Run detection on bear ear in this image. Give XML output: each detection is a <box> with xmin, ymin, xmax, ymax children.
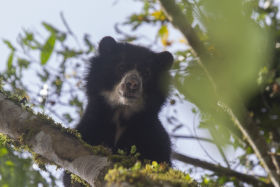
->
<box><xmin>99</xmin><ymin>36</ymin><xmax>117</xmax><ymax>55</ymax></box>
<box><xmin>157</xmin><ymin>51</ymin><xmax>174</xmax><ymax>70</ymax></box>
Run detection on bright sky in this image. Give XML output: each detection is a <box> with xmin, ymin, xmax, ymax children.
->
<box><xmin>0</xmin><ymin>0</ymin><xmax>143</xmax><ymax>70</ymax></box>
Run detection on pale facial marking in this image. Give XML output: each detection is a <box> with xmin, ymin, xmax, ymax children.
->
<box><xmin>100</xmin><ymin>70</ymin><xmax>144</xmax><ymax>114</ymax></box>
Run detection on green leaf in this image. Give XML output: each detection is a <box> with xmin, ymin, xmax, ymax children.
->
<box><xmin>198</xmin><ymin>121</ymin><xmax>208</xmax><ymax>129</ymax></box>
<box><xmin>63</xmin><ymin>113</ymin><xmax>73</xmax><ymax>123</ymax></box>
<box><xmin>84</xmin><ymin>34</ymin><xmax>95</xmax><ymax>53</ymax></box>
<box><xmin>40</xmin><ymin>34</ymin><xmax>56</xmax><ymax>65</ymax></box>
<box><xmin>5</xmin><ymin>160</ymin><xmax>14</xmax><ymax>166</ymax></box>
<box><xmin>218</xmin><ymin>176</ymin><xmax>227</xmax><ymax>184</ymax></box>
<box><xmin>130</xmin><ymin>145</ymin><xmax>137</xmax><ymax>154</ymax></box>
<box><xmin>158</xmin><ymin>25</ymin><xmax>168</xmax><ymax>38</ymax></box>
<box><xmin>185</xmin><ymin>174</ymin><xmax>192</xmax><ymax>181</ymax></box>
<box><xmin>132</xmin><ymin>161</ymin><xmax>141</xmax><ymax>171</ymax></box>
<box><xmin>17</xmin><ymin>58</ymin><xmax>30</xmax><ymax>69</ymax></box>
<box><xmin>20</xmin><ymin>31</ymin><xmax>40</xmax><ymax>50</ymax></box>
<box><xmin>203</xmin><ymin>177</ymin><xmax>210</xmax><ymax>184</ymax></box>
<box><xmin>7</xmin><ymin>51</ymin><xmax>14</xmax><ymax>70</ymax></box>
<box><xmin>117</xmin><ymin>149</ymin><xmax>126</xmax><ymax>155</ymax></box>
<box><xmin>143</xmin><ymin>1</ymin><xmax>150</xmax><ymax>14</ymax></box>
<box><xmin>37</xmin><ymin>68</ymin><xmax>50</xmax><ymax>82</ymax></box>
<box><xmin>57</xmin><ymin>33</ymin><xmax>67</xmax><ymax>42</ymax></box>
<box><xmin>42</xmin><ymin>22</ymin><xmax>58</xmax><ymax>34</ymax></box>
<box><xmin>58</xmin><ymin>48</ymin><xmax>83</xmax><ymax>59</ymax></box>
<box><xmin>69</xmin><ymin>97</ymin><xmax>83</xmax><ymax>108</ymax></box>
<box><xmin>0</xmin><ymin>147</ymin><xmax>8</xmax><ymax>157</ymax></box>
<box><xmin>152</xmin><ymin>161</ymin><xmax>159</xmax><ymax>167</ymax></box>
<box><xmin>3</xmin><ymin>40</ymin><xmax>16</xmax><ymax>51</ymax></box>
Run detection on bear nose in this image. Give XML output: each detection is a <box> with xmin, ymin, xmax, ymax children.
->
<box><xmin>126</xmin><ymin>79</ymin><xmax>139</xmax><ymax>92</ymax></box>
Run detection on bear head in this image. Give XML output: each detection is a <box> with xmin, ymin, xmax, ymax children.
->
<box><xmin>86</xmin><ymin>36</ymin><xmax>173</xmax><ymax>113</ymax></box>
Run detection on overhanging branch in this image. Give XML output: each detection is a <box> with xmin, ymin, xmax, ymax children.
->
<box><xmin>158</xmin><ymin>0</ymin><xmax>207</xmax><ymax>58</ymax></box>
<box><xmin>172</xmin><ymin>152</ymin><xmax>269</xmax><ymax>186</ymax></box>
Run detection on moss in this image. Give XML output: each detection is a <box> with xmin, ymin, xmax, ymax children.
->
<box><xmin>0</xmin><ymin>133</ymin><xmax>13</xmax><ymax>145</ymax></box>
<box><xmin>105</xmin><ymin>161</ymin><xmax>199</xmax><ymax>187</ymax></box>
<box><xmin>0</xmin><ymin>88</ymin><xmax>31</xmax><ymax>110</ymax></box>
<box><xmin>20</xmin><ymin>126</ymin><xmax>40</xmax><ymax>144</ymax></box>
<box><xmin>0</xmin><ymin>77</ymin><xmax>3</xmax><ymax>90</ymax></box>
<box><xmin>0</xmin><ymin>132</ymin><xmax>57</xmax><ymax>171</ymax></box>
<box><xmin>86</xmin><ymin>145</ymin><xmax>112</xmax><ymax>157</ymax></box>
<box><xmin>70</xmin><ymin>173</ymin><xmax>90</xmax><ymax>187</ymax></box>
<box><xmin>36</xmin><ymin>112</ymin><xmax>56</xmax><ymax>125</ymax></box>
<box><xmin>0</xmin><ymin>89</ymin><xmax>112</xmax><ymax>158</ymax></box>
<box><xmin>63</xmin><ymin>127</ymin><xmax>82</xmax><ymax>139</ymax></box>
<box><xmin>0</xmin><ymin>132</ymin><xmax>29</xmax><ymax>152</ymax></box>
<box><xmin>108</xmin><ymin>146</ymin><xmax>141</xmax><ymax>168</ymax></box>
<box><xmin>32</xmin><ymin>153</ymin><xmax>49</xmax><ymax>171</ymax></box>
<box><xmin>36</xmin><ymin>112</ymin><xmax>85</xmax><ymax>143</ymax></box>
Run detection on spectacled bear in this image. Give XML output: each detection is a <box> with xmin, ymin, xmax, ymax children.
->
<box><xmin>64</xmin><ymin>36</ymin><xmax>173</xmax><ymax>186</ymax></box>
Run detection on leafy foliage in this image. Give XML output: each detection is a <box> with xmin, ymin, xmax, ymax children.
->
<box><xmin>0</xmin><ymin>144</ymin><xmax>50</xmax><ymax>186</ymax></box>
<box><xmin>1</xmin><ymin>20</ymin><xmax>95</xmax><ymax>126</ymax></box>
<box><xmin>118</xmin><ymin>0</ymin><xmax>279</xmax><ymax>185</ymax></box>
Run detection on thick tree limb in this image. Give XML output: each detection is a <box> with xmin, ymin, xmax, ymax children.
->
<box><xmin>0</xmin><ymin>91</ymin><xmax>267</xmax><ymax>186</ymax></box>
<box><xmin>0</xmin><ymin>93</ymin><xmax>199</xmax><ymax>187</ymax></box>
<box><xmin>0</xmin><ymin>93</ymin><xmax>110</xmax><ymax>186</ymax></box>
<box><xmin>158</xmin><ymin>0</ymin><xmax>280</xmax><ymax>186</ymax></box>
<box><xmin>172</xmin><ymin>152</ymin><xmax>270</xmax><ymax>186</ymax></box>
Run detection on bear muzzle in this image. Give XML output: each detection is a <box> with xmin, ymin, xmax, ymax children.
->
<box><xmin>119</xmin><ymin>70</ymin><xmax>142</xmax><ymax>100</ymax></box>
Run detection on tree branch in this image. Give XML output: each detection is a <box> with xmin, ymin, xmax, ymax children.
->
<box><xmin>158</xmin><ymin>0</ymin><xmax>207</xmax><ymax>58</ymax></box>
<box><xmin>172</xmin><ymin>152</ymin><xmax>270</xmax><ymax>186</ymax></box>
<box><xmin>158</xmin><ymin>0</ymin><xmax>218</xmax><ymax>93</ymax></box>
<box><xmin>171</xmin><ymin>134</ymin><xmax>232</xmax><ymax>167</ymax></box>
<box><xmin>0</xmin><ymin>93</ymin><xmax>110</xmax><ymax>186</ymax></box>
<box><xmin>0</xmin><ymin>93</ymin><xmax>198</xmax><ymax>187</ymax></box>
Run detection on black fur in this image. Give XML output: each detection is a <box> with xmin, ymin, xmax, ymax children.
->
<box><xmin>64</xmin><ymin>36</ymin><xmax>173</xmax><ymax>186</ymax></box>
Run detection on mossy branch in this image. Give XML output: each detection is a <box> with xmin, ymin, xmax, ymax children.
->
<box><xmin>0</xmin><ymin>92</ymin><xmax>111</xmax><ymax>186</ymax></box>
<box><xmin>0</xmin><ymin>92</ymin><xmax>198</xmax><ymax>187</ymax></box>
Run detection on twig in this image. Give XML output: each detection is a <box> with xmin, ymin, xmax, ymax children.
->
<box><xmin>218</xmin><ymin>101</ymin><xmax>280</xmax><ymax>186</ymax></box>
<box><xmin>171</xmin><ymin>134</ymin><xmax>231</xmax><ymax>168</ymax></box>
<box><xmin>192</xmin><ymin>113</ymin><xmax>218</xmax><ymax>164</ymax></box>
<box><xmin>60</xmin><ymin>12</ymin><xmax>81</xmax><ymax>48</ymax></box>
<box><xmin>208</xmin><ymin>128</ymin><xmax>231</xmax><ymax>168</ymax></box>
<box><xmin>172</xmin><ymin>152</ymin><xmax>270</xmax><ymax>186</ymax></box>
<box><xmin>216</xmin><ymin>143</ymin><xmax>231</xmax><ymax>168</ymax></box>
<box><xmin>170</xmin><ymin>134</ymin><xmax>214</xmax><ymax>143</ymax></box>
